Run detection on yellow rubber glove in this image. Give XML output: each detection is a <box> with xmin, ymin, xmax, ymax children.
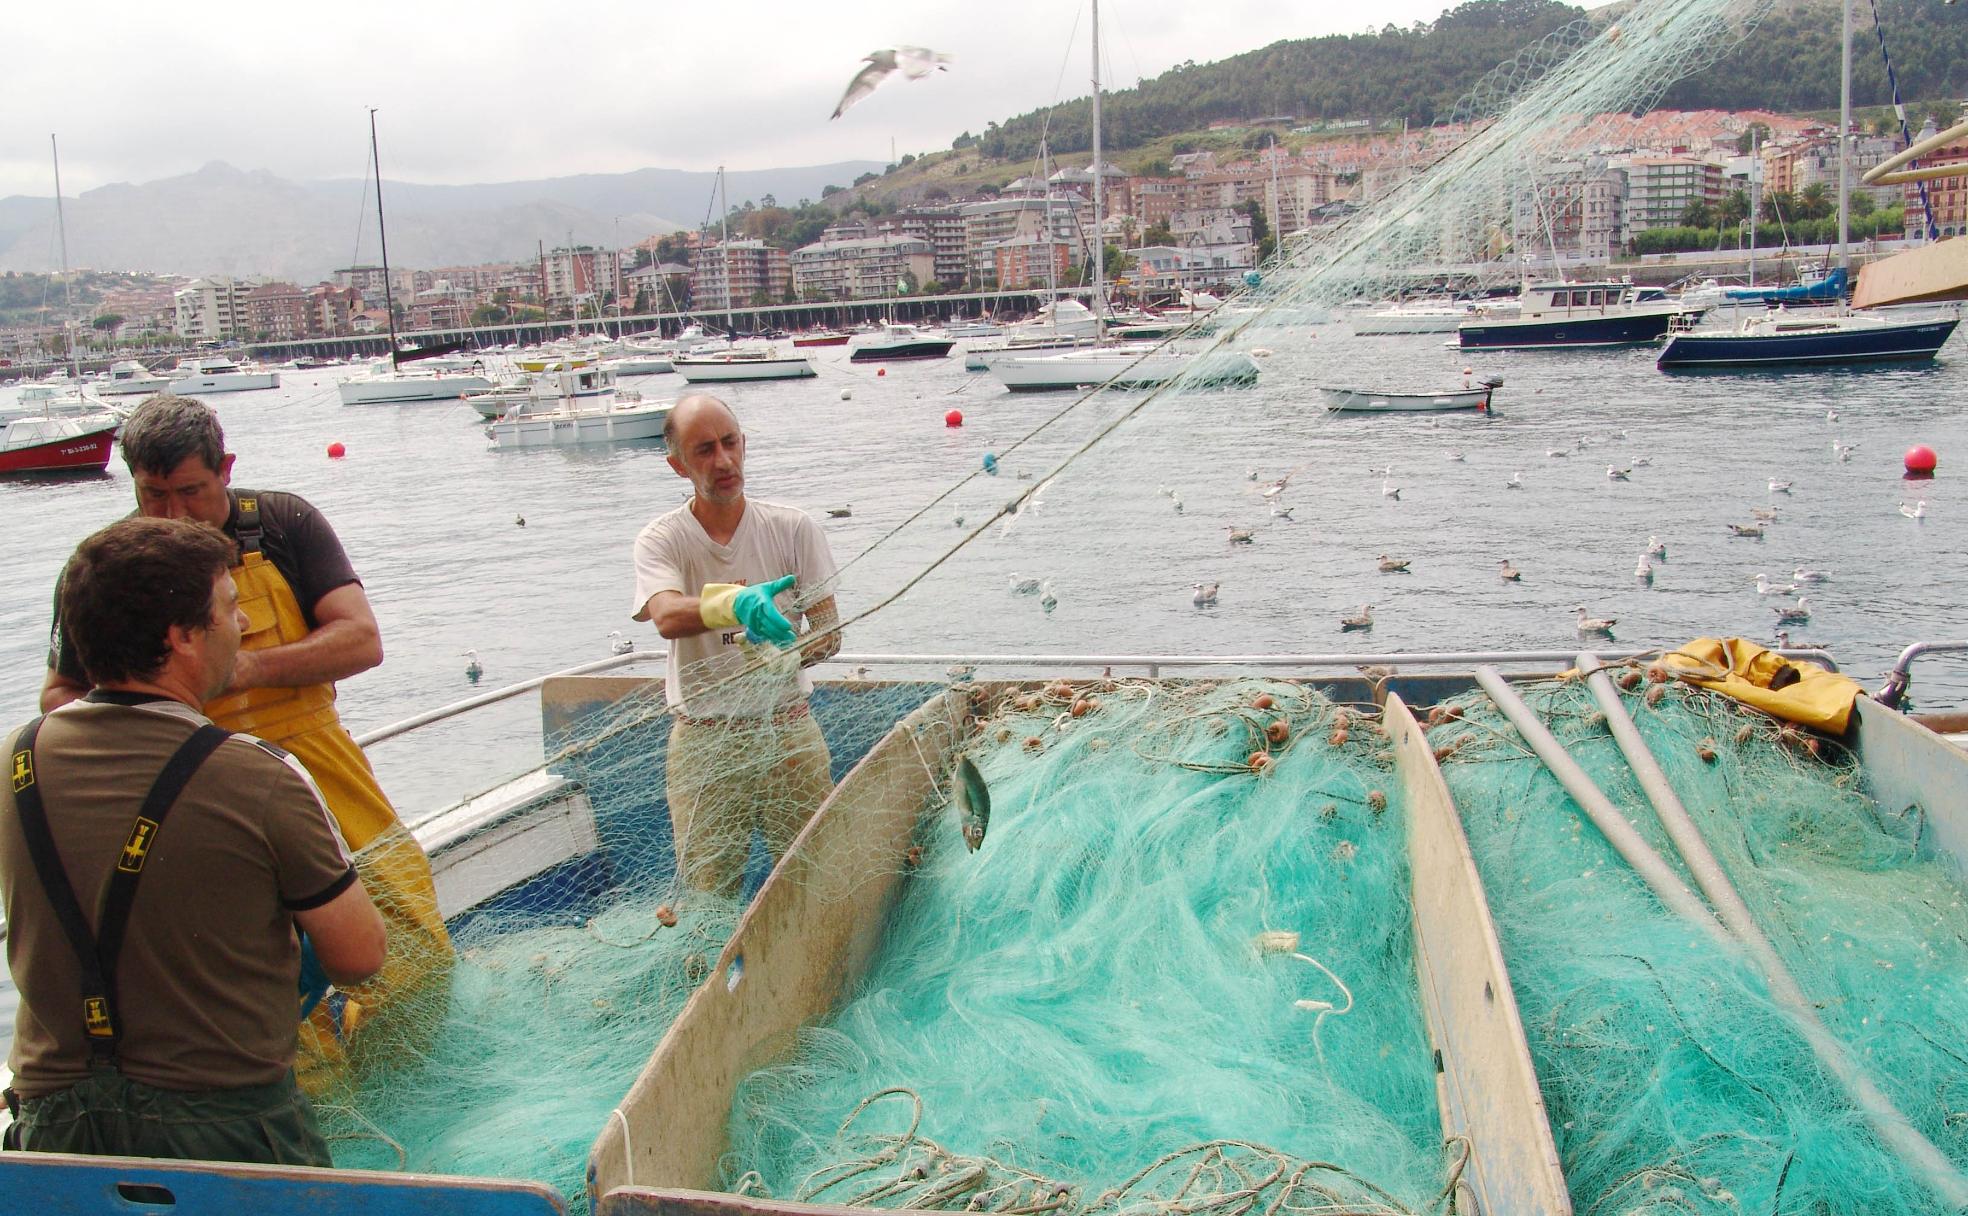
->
<box><xmin>699</xmin><ymin>575</ymin><xmax>798</xmax><ymax>647</ymax></box>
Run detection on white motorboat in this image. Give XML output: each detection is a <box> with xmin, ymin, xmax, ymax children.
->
<box><xmin>848</xmin><ymin>323</ymin><xmax>955</xmax><ymax>363</ymax></box>
<box><xmin>464</xmin><ymin>366</ymin><xmax>625</xmax><ymax>419</ymax></box>
<box><xmin>485</xmin><ymin>393</ymin><xmax>672</xmax><ymax>449</ymax></box>
<box><xmin>980</xmin><ymin>344</ymin><xmax>1261</xmax><ymax>392</ymax></box>
<box><xmin>94</xmin><ymin>360</ymin><xmax>175</xmax><ymax>396</ymax></box>
<box><xmin>1354</xmin><ymin>301</ymin><xmax>1477</xmax><ymax>335</ymax></box>
<box><xmin>337</xmin><ymin>359</ymin><xmax>496</xmax><ymax>405</ymax></box>
<box><xmin>600</xmin><ymin>354</ymin><xmax>675</xmax><ymax>377</ymax></box>
<box><xmin>168</xmin><ymin>356</ymin><xmax>280</xmax><ymax>395</ymax></box>
<box><xmin>1321</xmin><ymin>378</ymin><xmax>1502</xmax><ymax>412</ymax></box>
<box><xmin>672</xmin><ymin>346</ymin><xmax>816</xmax><ymax>383</ymax></box>
<box><xmin>1</xmin><ymin>385</ymin><xmax>123</xmax><ymax>430</ymax></box>
<box><xmin>1004</xmin><ymin>299</ymin><xmax>1100</xmax><ymax>343</ymax></box>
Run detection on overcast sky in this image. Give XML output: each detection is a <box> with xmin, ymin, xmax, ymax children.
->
<box><xmin>1</xmin><ymin>1</ymin><xmax>1547</xmax><ymax>200</ymax></box>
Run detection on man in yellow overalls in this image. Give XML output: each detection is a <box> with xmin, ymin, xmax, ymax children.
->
<box><xmin>41</xmin><ymin>395</ymin><xmax>450</xmax><ymax>1088</ymax></box>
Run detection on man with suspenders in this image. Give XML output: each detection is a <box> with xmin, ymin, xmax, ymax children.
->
<box><xmin>3</xmin><ymin>517</ymin><xmax>385</xmax><ymax>1163</ymax></box>
<box><xmin>39</xmin><ymin>395</ymin><xmax>449</xmax><ymax>1073</ymax></box>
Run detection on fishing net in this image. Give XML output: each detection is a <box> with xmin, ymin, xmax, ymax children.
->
<box><xmin>716</xmin><ymin>679</ymin><xmax>1465</xmax><ymax>1216</ymax></box>
<box><xmin>1427</xmin><ymin>670</ymin><xmax>1968</xmax><ymax>1215</ymax></box>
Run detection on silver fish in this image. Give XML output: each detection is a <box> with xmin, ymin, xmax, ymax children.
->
<box><xmin>955</xmin><ymin>754</ymin><xmax>990</xmax><ymax>852</ymax></box>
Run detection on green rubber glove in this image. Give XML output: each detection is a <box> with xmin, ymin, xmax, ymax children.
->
<box><xmin>700</xmin><ymin>574</ymin><xmax>799</xmax><ymax>648</ymax></box>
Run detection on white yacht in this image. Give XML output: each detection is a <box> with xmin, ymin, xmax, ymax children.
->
<box><xmin>337</xmin><ymin>359</ymin><xmax>495</xmax><ymax>405</ymax></box>
<box><xmin>979</xmin><ymin>344</ymin><xmax>1260</xmax><ymax>392</ymax></box>
<box><xmin>95</xmin><ymin>360</ymin><xmax>176</xmax><ymax>396</ymax></box>
<box><xmin>168</xmin><ymin>356</ymin><xmax>280</xmax><ymax>395</ymax></box>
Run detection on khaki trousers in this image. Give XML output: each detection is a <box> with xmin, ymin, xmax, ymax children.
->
<box><xmin>664</xmin><ymin>710</ymin><xmax>834</xmax><ymax>898</ymax></box>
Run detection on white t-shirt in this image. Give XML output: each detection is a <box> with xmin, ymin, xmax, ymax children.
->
<box><xmin>629</xmin><ymin>498</ymin><xmax>839</xmax><ymax>715</ymax></box>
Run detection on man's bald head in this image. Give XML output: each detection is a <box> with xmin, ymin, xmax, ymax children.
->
<box><xmin>664</xmin><ymin>394</ymin><xmax>739</xmax><ymax>455</ymax></box>
<box><xmin>665</xmin><ymin>394</ymin><xmax>748</xmax><ymax>507</ymax></box>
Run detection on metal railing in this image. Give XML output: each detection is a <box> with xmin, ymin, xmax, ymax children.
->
<box><xmin>353</xmin><ymin>646</ymin><xmax>1838</xmax><ymax>748</ymax></box>
<box><xmin>1875</xmin><ymin>641</ymin><xmax>1968</xmax><ymax>710</ymax></box>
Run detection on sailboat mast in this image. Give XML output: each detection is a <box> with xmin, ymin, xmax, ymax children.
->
<box><xmin>50</xmin><ymin>135</ymin><xmax>76</xmax><ymax>375</ymax></box>
<box><xmin>718</xmin><ymin>165</ymin><xmax>734</xmax><ymax>335</ymax></box>
<box><xmin>369</xmin><ymin>108</ymin><xmax>402</xmax><ymax>367</ymax></box>
<box><xmin>1749</xmin><ymin>129</ymin><xmax>1760</xmax><ymax>288</ymax></box>
<box><xmin>1838</xmin><ymin>0</ymin><xmax>1852</xmax><ymax>274</ymax></box>
<box><xmin>1086</xmin><ymin>0</ymin><xmax>1102</xmax><ymax>336</ymax></box>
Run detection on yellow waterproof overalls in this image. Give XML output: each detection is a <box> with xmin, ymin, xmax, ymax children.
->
<box><xmin>208</xmin><ymin>496</ymin><xmax>452</xmax><ymax>1091</ymax></box>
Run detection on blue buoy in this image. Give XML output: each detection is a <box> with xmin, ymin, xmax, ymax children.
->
<box><xmin>1243</xmin><ymin>271</ymin><xmax>1262</xmax><ymax>288</ymax></box>
<box><xmin>983</xmin><ymin>452</ymin><xmax>999</xmax><ymax>475</ymax></box>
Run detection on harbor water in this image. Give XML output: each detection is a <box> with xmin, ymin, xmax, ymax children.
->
<box><xmin>1</xmin><ymin>323</ymin><xmax>1964</xmax><ymax>1054</ymax></box>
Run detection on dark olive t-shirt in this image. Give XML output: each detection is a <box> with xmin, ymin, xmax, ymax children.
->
<box><xmin>1</xmin><ymin>696</ymin><xmax>357</xmax><ymax>1095</ymax></box>
<box><xmin>49</xmin><ymin>488</ymin><xmax>360</xmax><ymax>683</ymax></box>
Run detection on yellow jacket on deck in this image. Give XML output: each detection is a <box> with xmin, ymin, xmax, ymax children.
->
<box><xmin>1662</xmin><ymin>637</ymin><xmax>1866</xmax><ymax>734</ymax></box>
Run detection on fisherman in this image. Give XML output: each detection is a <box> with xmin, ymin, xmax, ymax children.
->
<box><xmin>3</xmin><ymin>517</ymin><xmax>386</xmax><ymax>1163</ymax></box>
<box><xmin>631</xmin><ymin>393</ymin><xmax>843</xmax><ymax>898</ymax></box>
<box><xmin>38</xmin><ymin>395</ymin><xmax>449</xmax><ymax>1071</ymax></box>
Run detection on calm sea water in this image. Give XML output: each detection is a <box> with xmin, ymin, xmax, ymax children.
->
<box><xmin>1</xmin><ymin>323</ymin><xmax>1963</xmax><ymax>817</ymax></box>
<box><xmin>0</xmin><ymin>315</ymin><xmax>1964</xmax><ymax>1078</ymax></box>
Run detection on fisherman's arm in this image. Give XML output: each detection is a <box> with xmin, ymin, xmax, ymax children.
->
<box><xmin>293</xmin><ymin>878</ymin><xmax>386</xmax><ymax>987</ymax></box>
<box><xmin>646</xmin><ymin>589</ymin><xmax>717</xmax><ymax>640</ymax></box>
<box><xmin>39</xmin><ymin>665</ymin><xmax>87</xmax><ymax>712</ymax></box>
<box><xmin>226</xmin><ymin>583</ymin><xmax>384</xmax><ymax>693</ymax></box>
<box><xmin>799</xmin><ymin>596</ymin><xmax>842</xmax><ymax>668</ymax></box>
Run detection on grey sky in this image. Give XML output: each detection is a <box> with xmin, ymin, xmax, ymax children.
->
<box><xmin>3</xmin><ymin>1</ymin><xmax>1513</xmax><ymax>199</ymax></box>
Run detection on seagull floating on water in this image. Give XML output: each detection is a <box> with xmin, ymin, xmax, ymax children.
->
<box><xmin>1754</xmin><ymin>573</ymin><xmax>1797</xmax><ymax>596</ymax></box>
<box><xmin>1008</xmin><ymin>573</ymin><xmax>1041</xmax><ymax>595</ymax></box>
<box><xmin>1270</xmin><ymin>504</ymin><xmax>1294</xmax><ymax>520</ymax></box>
<box><xmin>1446</xmin><ymin>450</ymin><xmax>1465</xmax><ymax>462</ymax></box>
<box><xmin>1607</xmin><ymin>465</ymin><xmax>1631</xmax><ymax>482</ymax></box>
<box><xmin>462</xmin><ymin>650</ymin><xmax>483</xmax><ymax>683</ymax></box>
<box><xmin>1832</xmin><ymin>440</ymin><xmax>1857</xmax><ymax>462</ymax></box>
<box><xmin>825</xmin><ymin>506</ymin><xmax>853</xmax><ymax>518</ymax></box>
<box><xmin>1768</xmin><ymin>479</ymin><xmax>1793</xmax><ymax>495</ymax></box>
<box><xmin>1546</xmin><ymin>448</ymin><xmax>1569</xmax><ymax>459</ymax></box>
<box><xmin>1750</xmin><ymin>506</ymin><xmax>1778</xmax><ymax>522</ymax></box>
<box><xmin>1227</xmin><ymin>526</ymin><xmax>1255</xmax><ymax>545</ymax></box>
<box><xmin>1246</xmin><ymin>469</ymin><xmax>1259</xmax><ymax>481</ymax></box>
<box><xmin>607</xmin><ymin>630</ymin><xmax>634</xmax><ymax>655</ymax></box>
<box><xmin>1340</xmin><ymin>604</ymin><xmax>1375</xmax><ymax>632</ymax></box>
<box><xmin>1646</xmin><ymin>536</ymin><xmax>1667</xmax><ymax>559</ymax></box>
<box><xmin>1728</xmin><ymin>522</ymin><xmax>1765</xmax><ymax>538</ymax></box>
<box><xmin>1381</xmin><ymin>477</ymin><xmax>1402</xmax><ymax>500</ymax></box>
<box><xmin>1505</xmin><ymin>471</ymin><xmax>1524</xmax><ymax>489</ymax></box>
<box><xmin>514</xmin><ymin>514</ymin><xmax>526</xmax><ymax>527</ymax></box>
<box><xmin>831</xmin><ymin>46</ymin><xmax>954</xmax><ymax>120</ymax></box>
<box><xmin>1773</xmin><ymin>597</ymin><xmax>1812</xmax><ymax>625</ymax></box>
<box><xmin>1793</xmin><ymin>566</ymin><xmax>1831</xmax><ymax>584</ymax></box>
<box><xmin>1826</xmin><ymin>408</ymin><xmax>1839</xmax><ymax>423</ymax></box>
<box><xmin>1498</xmin><ymin>559</ymin><xmax>1523</xmax><ymax>582</ymax></box>
<box><xmin>1366</xmin><ymin>465</ymin><xmax>1393</xmax><ymax>477</ymax></box>
<box><xmin>1631</xmin><ymin>455</ymin><xmax>1653</xmax><ymax>468</ymax></box>
<box><xmin>1377</xmin><ymin>554</ymin><xmax>1411</xmax><ymax>573</ymax></box>
<box><xmin>1260</xmin><ymin>478</ymin><xmax>1289</xmax><ymax>499</ymax></box>
<box><xmin>1039</xmin><ymin>580</ymin><xmax>1058</xmax><ymax>613</ymax></box>
<box><xmin>1901</xmin><ymin>499</ymin><xmax>1927</xmax><ymax>520</ymax></box>
<box><xmin>1573</xmin><ymin>606</ymin><xmax>1617</xmax><ymax>636</ymax></box>
<box><xmin>1635</xmin><ymin>555</ymin><xmax>1654</xmax><ymax>584</ymax></box>
<box><xmin>1171</xmin><ymin>492</ymin><xmax>1184</xmax><ymax>514</ymax></box>
<box><xmin>1191</xmin><ymin>582</ymin><xmax>1219</xmax><ymax>607</ymax></box>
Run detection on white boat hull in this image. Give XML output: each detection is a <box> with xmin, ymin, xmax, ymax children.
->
<box><xmin>95</xmin><ymin>377</ymin><xmax>175</xmax><ymax>396</ymax></box>
<box><xmin>1322</xmin><ymin>385</ymin><xmax>1497</xmax><ymax>412</ymax></box>
<box><xmin>1355</xmin><ymin>311</ymin><xmax>1470</xmax><ymax>335</ymax></box>
<box><xmin>602</xmin><ymin>357</ymin><xmax>675</xmax><ymax>376</ymax></box>
<box><xmin>673</xmin><ymin>357</ymin><xmax>816</xmax><ymax>383</ymax></box>
<box><xmin>983</xmin><ymin>347</ymin><xmax>1261</xmax><ymax>391</ymax></box>
<box><xmin>486</xmin><ymin>402</ymin><xmax>672</xmax><ymax>448</ymax></box>
<box><xmin>168</xmin><ymin>371</ymin><xmax>280</xmax><ymax>395</ymax></box>
<box><xmin>338</xmin><ymin>373</ymin><xmax>496</xmax><ymax>405</ymax></box>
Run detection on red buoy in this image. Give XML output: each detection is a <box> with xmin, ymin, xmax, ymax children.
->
<box><xmin>877</xmin><ymin>367</ymin><xmax>886</xmax><ymax>377</ymax></box>
<box><xmin>1906</xmin><ymin>444</ymin><xmax>1938</xmax><ymax>475</ymax></box>
<box><xmin>945</xmin><ymin>409</ymin><xmax>964</xmax><ymax>427</ymax></box>
<box><xmin>327</xmin><ymin>442</ymin><xmax>347</xmax><ymax>459</ymax></box>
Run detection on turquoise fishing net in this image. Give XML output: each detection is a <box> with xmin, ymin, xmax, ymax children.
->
<box><xmin>1427</xmin><ymin>674</ymin><xmax>1968</xmax><ymax>1215</ymax></box>
<box><xmin>719</xmin><ymin>679</ymin><xmax>1469</xmax><ymax>1215</ymax></box>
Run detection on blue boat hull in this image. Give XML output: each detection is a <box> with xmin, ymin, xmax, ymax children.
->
<box><xmin>1459</xmin><ymin>310</ymin><xmax>1684</xmax><ymax>349</ymax></box>
<box><xmin>1657</xmin><ymin>318</ymin><xmax>1959</xmax><ymax>369</ymax></box>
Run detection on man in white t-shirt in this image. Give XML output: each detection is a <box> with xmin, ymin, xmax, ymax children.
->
<box><xmin>630</xmin><ymin>394</ymin><xmax>843</xmax><ymax>897</ymax></box>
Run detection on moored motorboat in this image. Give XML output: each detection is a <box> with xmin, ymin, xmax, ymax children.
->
<box><xmin>484</xmin><ymin>393</ymin><xmax>672</xmax><ymax>449</ymax></box>
<box><xmin>847</xmin><ymin>323</ymin><xmax>955</xmax><ymax>363</ymax></box>
<box><xmin>1459</xmin><ymin>281</ymin><xmax>1697</xmax><ymax>349</ymax></box>
<box><xmin>168</xmin><ymin>355</ymin><xmax>280</xmax><ymax>395</ymax></box>
<box><xmin>1321</xmin><ymin>378</ymin><xmax>1502</xmax><ymax>412</ymax></box>
<box><xmin>94</xmin><ymin>360</ymin><xmax>175</xmax><ymax>396</ymax></box>
<box><xmin>465</xmin><ymin>365</ymin><xmax>627</xmax><ymax>419</ymax></box>
<box><xmin>337</xmin><ymin>360</ymin><xmax>496</xmax><ymax>405</ymax></box>
<box><xmin>981</xmin><ymin>344</ymin><xmax>1260</xmax><ymax>392</ymax></box>
<box><xmin>0</xmin><ymin>414</ymin><xmax>118</xmax><ymax>474</ymax></box>
<box><xmin>792</xmin><ymin>330</ymin><xmax>852</xmax><ymax>348</ymax></box>
<box><xmin>1355</xmin><ymin>300</ymin><xmax>1475</xmax><ymax>335</ymax></box>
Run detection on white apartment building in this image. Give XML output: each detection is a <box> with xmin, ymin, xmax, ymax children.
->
<box><xmin>690</xmin><ymin>241</ymin><xmax>792</xmax><ymax>312</ymax></box>
<box><xmin>173</xmin><ymin>277</ymin><xmax>255</xmax><ymax>341</ymax></box>
<box><xmin>959</xmin><ymin>196</ymin><xmax>1089</xmax><ymax>288</ymax></box>
<box><xmin>542</xmin><ymin>247</ymin><xmax>622</xmax><ymax>309</ymax></box>
<box><xmin>790</xmin><ymin>234</ymin><xmax>935</xmax><ymax>301</ymax></box>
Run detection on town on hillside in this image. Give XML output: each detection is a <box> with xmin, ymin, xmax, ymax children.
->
<box><xmin>7</xmin><ymin>104</ymin><xmax>1967</xmax><ymax>361</ymax></box>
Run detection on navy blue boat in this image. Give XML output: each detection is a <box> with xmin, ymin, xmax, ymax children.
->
<box><xmin>1458</xmin><ymin>281</ymin><xmax>1697</xmax><ymax>350</ymax></box>
<box><xmin>1657</xmin><ymin>311</ymin><xmax>1959</xmax><ymax>369</ymax></box>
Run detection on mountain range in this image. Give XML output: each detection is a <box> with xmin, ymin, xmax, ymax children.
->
<box><xmin>0</xmin><ymin>160</ymin><xmax>883</xmax><ymax>283</ymax></box>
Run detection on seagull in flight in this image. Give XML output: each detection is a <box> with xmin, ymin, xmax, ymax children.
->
<box><xmin>831</xmin><ymin>47</ymin><xmax>954</xmax><ymax>119</ymax></box>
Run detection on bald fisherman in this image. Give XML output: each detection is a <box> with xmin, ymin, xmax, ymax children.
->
<box><xmin>41</xmin><ymin>395</ymin><xmax>449</xmax><ymax>1075</ymax></box>
<box><xmin>631</xmin><ymin>394</ymin><xmax>843</xmax><ymax>898</ymax></box>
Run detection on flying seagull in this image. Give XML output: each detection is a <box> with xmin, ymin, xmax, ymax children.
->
<box><xmin>832</xmin><ymin>46</ymin><xmax>954</xmax><ymax>119</ymax></box>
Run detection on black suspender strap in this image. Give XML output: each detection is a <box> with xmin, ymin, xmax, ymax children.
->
<box><xmin>233</xmin><ymin>492</ymin><xmax>264</xmax><ymax>556</ymax></box>
<box><xmin>9</xmin><ymin>716</ymin><xmax>231</xmax><ymax>1060</ymax></box>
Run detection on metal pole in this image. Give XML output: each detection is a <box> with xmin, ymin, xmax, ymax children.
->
<box><xmin>1839</xmin><ymin>0</ymin><xmax>1852</xmax><ymax>274</ymax></box>
<box><xmin>369</xmin><ymin>109</ymin><xmax>401</xmax><ymax>368</ymax></box>
<box><xmin>1089</xmin><ymin>0</ymin><xmax>1105</xmax><ymax>339</ymax></box>
<box><xmin>1577</xmin><ymin>652</ymin><xmax>1968</xmax><ymax>1210</ymax></box>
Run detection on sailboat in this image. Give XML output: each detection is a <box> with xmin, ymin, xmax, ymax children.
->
<box><xmin>1656</xmin><ymin>0</ymin><xmax>1958</xmax><ymax>370</ymax></box>
<box><xmin>669</xmin><ymin>165</ymin><xmax>815</xmax><ymax>382</ymax></box>
<box><xmin>982</xmin><ymin>0</ymin><xmax>1259</xmax><ymax>393</ymax></box>
<box><xmin>336</xmin><ymin>110</ymin><xmax>496</xmax><ymax>405</ymax></box>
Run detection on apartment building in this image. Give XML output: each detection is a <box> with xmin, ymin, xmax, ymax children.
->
<box><xmin>959</xmin><ymin>196</ymin><xmax>1088</xmax><ymax>287</ymax></box>
<box><xmin>308</xmin><ymin>285</ymin><xmax>364</xmax><ymax>337</ymax></box>
<box><xmin>542</xmin><ymin>246</ymin><xmax>622</xmax><ymax>309</ymax></box>
<box><xmin>1620</xmin><ymin>156</ymin><xmax>1723</xmax><ymax>231</ymax></box>
<box><xmin>990</xmin><ymin>238</ymin><xmax>1072</xmax><ymax>291</ymax></box>
<box><xmin>1514</xmin><ymin>163</ymin><xmax>1627</xmax><ymax>262</ymax></box>
<box><xmin>789</xmin><ymin>234</ymin><xmax>935</xmax><ymax>300</ymax></box>
<box><xmin>243</xmin><ymin>281</ymin><xmax>310</xmax><ymax>341</ymax></box>
<box><xmin>173</xmin><ymin>277</ymin><xmax>255</xmax><ymax>341</ymax></box>
<box><xmin>690</xmin><ymin>240</ymin><xmax>792</xmax><ymax>311</ymax></box>
<box><xmin>1900</xmin><ymin>119</ymin><xmax>1968</xmax><ymax>239</ymax></box>
<box><xmin>892</xmin><ymin>206</ymin><xmax>970</xmax><ymax>286</ymax></box>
